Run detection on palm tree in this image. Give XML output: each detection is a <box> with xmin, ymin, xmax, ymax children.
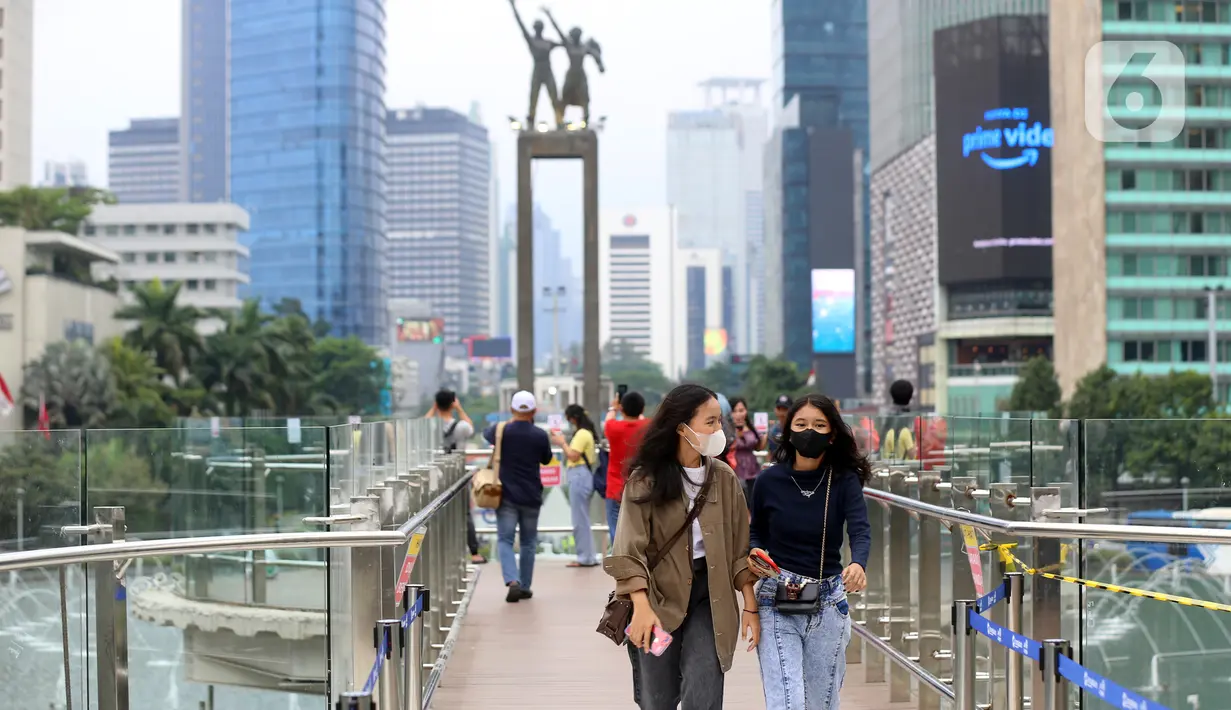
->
<box><xmin>196</xmin><ymin>300</ymin><xmax>286</xmax><ymax>416</ymax></box>
<box><xmin>115</xmin><ymin>279</ymin><xmax>204</xmax><ymax>385</ymax></box>
<box><xmin>21</xmin><ymin>340</ymin><xmax>117</xmax><ymax>428</ymax></box>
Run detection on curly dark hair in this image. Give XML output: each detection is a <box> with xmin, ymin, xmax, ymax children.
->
<box><xmin>772</xmin><ymin>393</ymin><xmax>871</xmax><ymax>486</ymax></box>
<box><xmin>627</xmin><ymin>383</ymin><xmax>718</xmax><ymax>506</ymax></box>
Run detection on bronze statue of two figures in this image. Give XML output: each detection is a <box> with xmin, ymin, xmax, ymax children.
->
<box><xmin>509</xmin><ymin>0</ymin><xmax>604</xmax><ymax>129</ymax></box>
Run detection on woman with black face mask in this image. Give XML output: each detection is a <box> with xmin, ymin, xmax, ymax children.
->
<box><xmin>746</xmin><ymin>393</ymin><xmax>871</xmax><ymax>709</ymax></box>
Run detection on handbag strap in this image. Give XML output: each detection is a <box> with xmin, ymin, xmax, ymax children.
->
<box><xmin>817</xmin><ymin>466</ymin><xmax>833</xmax><ymax>580</ymax></box>
<box><xmin>489</xmin><ymin>422</ymin><xmax>506</xmax><ymax>473</ymax></box>
<box><xmin>646</xmin><ymin>459</ymin><xmax>714</xmax><ymax>572</ymax></box>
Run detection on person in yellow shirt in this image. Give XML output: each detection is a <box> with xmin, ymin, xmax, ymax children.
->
<box><xmin>552</xmin><ymin>403</ymin><xmax>600</xmax><ymax>567</ymax></box>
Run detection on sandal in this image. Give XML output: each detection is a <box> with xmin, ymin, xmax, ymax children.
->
<box><xmin>567</xmin><ymin>561</ymin><xmax>600</xmax><ymax>568</ymax></box>
<box><xmin>470</xmin><ymin>553</ymin><xmax>488</xmax><ymax>564</ymax></box>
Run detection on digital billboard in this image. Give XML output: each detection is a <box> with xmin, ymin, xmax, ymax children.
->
<box><xmin>469</xmin><ymin>336</ymin><xmax>512</xmax><ymax>359</ymax></box>
<box><xmin>934</xmin><ymin>16</ymin><xmax>1052</xmax><ymax>287</ymax></box>
<box><xmin>395</xmin><ymin>318</ymin><xmax>444</xmax><ymax>343</ymax></box>
<box><xmin>811</xmin><ymin>269</ymin><xmax>856</xmax><ymax>354</ymax></box>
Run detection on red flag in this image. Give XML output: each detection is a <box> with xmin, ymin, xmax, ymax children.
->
<box><xmin>0</xmin><ymin>373</ymin><xmax>13</xmax><ymax>418</ymax></box>
<box><xmin>37</xmin><ymin>394</ymin><xmax>50</xmax><ymax>440</ymax></box>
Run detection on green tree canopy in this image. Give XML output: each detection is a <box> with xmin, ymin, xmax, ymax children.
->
<box><xmin>601</xmin><ymin>339</ymin><xmax>672</xmax><ymax>409</ymax></box>
<box><xmin>116</xmin><ymin>279</ymin><xmax>205</xmax><ymax>385</ymax></box>
<box><xmin>21</xmin><ymin>339</ymin><xmax>117</xmax><ymax>428</ymax></box>
<box><xmin>1005</xmin><ymin>356</ymin><xmax>1062</xmax><ymax>416</ymax></box>
<box><xmin>0</xmin><ymin>186</ymin><xmax>113</xmax><ymax>234</ymax></box>
<box><xmin>741</xmin><ymin>355</ymin><xmax>808</xmax><ymax>413</ymax></box>
<box><xmin>313</xmin><ymin>336</ymin><xmax>387</xmax><ymax>415</ymax></box>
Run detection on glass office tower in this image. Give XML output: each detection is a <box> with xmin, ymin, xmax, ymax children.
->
<box><xmin>229</xmin><ymin>0</ymin><xmax>388</xmax><ymax>342</ymax></box>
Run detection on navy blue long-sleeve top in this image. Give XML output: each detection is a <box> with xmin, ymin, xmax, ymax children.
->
<box><xmin>750</xmin><ymin>462</ymin><xmax>871</xmax><ymax>579</ymax></box>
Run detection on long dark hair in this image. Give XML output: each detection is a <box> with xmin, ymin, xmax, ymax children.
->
<box><xmin>773</xmin><ymin>393</ymin><xmax>871</xmax><ymax>486</ymax></box>
<box><xmin>729</xmin><ymin>396</ymin><xmax>750</xmax><ymax>428</ymax></box>
<box><xmin>564</xmin><ymin>403</ymin><xmax>596</xmax><ymax>438</ymax></box>
<box><xmin>628</xmin><ymin>383</ymin><xmax>717</xmax><ymax>506</ymax></box>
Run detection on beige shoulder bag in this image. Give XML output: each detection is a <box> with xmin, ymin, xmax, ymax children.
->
<box><xmin>472</xmin><ymin>422</ymin><xmax>505</xmax><ymax>509</ymax></box>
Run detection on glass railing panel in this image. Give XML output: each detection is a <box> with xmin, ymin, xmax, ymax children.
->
<box><xmin>1081</xmin><ymin>418</ymin><xmax>1231</xmax><ymax>707</ymax></box>
<box><xmin>81</xmin><ymin>426</ymin><xmax>330</xmax><ymax>708</ymax></box>
<box><xmin>0</xmin><ymin>429</ymin><xmax>88</xmax><ymax>710</ymax></box>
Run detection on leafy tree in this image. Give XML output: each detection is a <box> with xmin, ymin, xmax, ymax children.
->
<box><xmin>1065</xmin><ymin>365</ymin><xmax>1119</xmax><ymax>420</ymax></box>
<box><xmin>195</xmin><ymin>301</ymin><xmax>282</xmax><ymax>416</ymax></box>
<box><xmin>601</xmin><ymin>339</ymin><xmax>672</xmax><ymax>409</ymax></box>
<box><xmin>0</xmin><ymin>438</ymin><xmax>79</xmax><ymax>542</ymax></box>
<box><xmin>1005</xmin><ymin>356</ymin><xmax>1062</xmax><ymax>415</ymax></box>
<box><xmin>100</xmin><ymin>337</ymin><xmax>176</xmax><ymax>428</ymax></box>
<box><xmin>313</xmin><ymin>336</ymin><xmax>387</xmax><ymax>415</ymax></box>
<box><xmin>115</xmin><ymin>279</ymin><xmax>204</xmax><ymax>385</ymax></box>
<box><xmin>741</xmin><ymin>355</ymin><xmax>808</xmax><ymax>413</ymax></box>
<box><xmin>0</xmin><ymin>185</ymin><xmax>113</xmax><ymax>234</ymax></box>
<box><xmin>70</xmin><ymin>438</ymin><xmax>169</xmax><ymax>534</ymax></box>
<box><xmin>685</xmin><ymin>361</ymin><xmax>743</xmax><ymax>397</ymax></box>
<box><xmin>21</xmin><ymin>340</ymin><xmax>117</xmax><ymax>428</ymax></box>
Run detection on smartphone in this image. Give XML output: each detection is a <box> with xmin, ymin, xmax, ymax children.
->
<box><xmin>751</xmin><ymin>549</ymin><xmax>782</xmax><ymax>579</ymax></box>
<box><xmin>617</xmin><ymin>384</ymin><xmax>628</xmax><ymax>402</ymax></box>
<box><xmin>625</xmin><ymin>624</ymin><xmax>674</xmax><ymax>656</ymax></box>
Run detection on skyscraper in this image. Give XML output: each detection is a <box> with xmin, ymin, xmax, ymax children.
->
<box><xmin>0</xmin><ymin>0</ymin><xmax>32</xmax><ymax>189</ymax></box>
<box><xmin>765</xmin><ymin>0</ymin><xmax>868</xmax><ymax>393</ymax></box>
<box><xmin>108</xmin><ymin>118</ymin><xmax>181</xmax><ymax>204</ymax></box>
<box><xmin>667</xmin><ymin>78</ymin><xmax>767</xmax><ymax>357</ymax></box>
<box><xmin>42</xmin><ymin>161</ymin><xmax>89</xmax><ymax>188</ymax></box>
<box><xmin>229</xmin><ymin>0</ymin><xmax>387</xmax><ymax>342</ymax></box>
<box><xmin>385</xmin><ymin>107</ymin><xmax>491</xmax><ymax>343</ymax></box>
<box><xmin>181</xmin><ymin>0</ymin><xmax>229</xmax><ymax>203</ymax></box>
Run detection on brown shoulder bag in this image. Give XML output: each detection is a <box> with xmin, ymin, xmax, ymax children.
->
<box><xmin>596</xmin><ymin>461</ymin><xmax>715</xmax><ymax>646</ymax></box>
<box><xmin>471</xmin><ymin>422</ymin><xmax>505</xmax><ymax>509</ymax></box>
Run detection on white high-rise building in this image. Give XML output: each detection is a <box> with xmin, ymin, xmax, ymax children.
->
<box><xmin>600</xmin><ymin>208</ymin><xmax>727</xmax><ymax>380</ymax></box>
<box><xmin>0</xmin><ymin>0</ymin><xmax>33</xmax><ymax>188</ymax></box>
<box><xmin>83</xmin><ymin>203</ymin><xmax>251</xmax><ymax>316</ymax></box>
<box><xmin>667</xmin><ymin>78</ymin><xmax>767</xmax><ymax>356</ymax></box>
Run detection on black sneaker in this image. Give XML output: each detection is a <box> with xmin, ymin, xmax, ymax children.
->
<box><xmin>506</xmin><ymin>582</ymin><xmax>523</xmax><ymax>603</ymax></box>
<box><xmin>519</xmin><ymin>588</ymin><xmax>533</xmax><ymax>600</ymax></box>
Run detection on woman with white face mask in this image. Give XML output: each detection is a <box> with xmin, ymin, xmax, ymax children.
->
<box><xmin>604</xmin><ymin>384</ymin><xmax>758</xmax><ymax>710</ymax></box>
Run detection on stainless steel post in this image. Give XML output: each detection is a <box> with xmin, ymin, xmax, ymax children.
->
<box><xmin>1030</xmin><ymin>486</ymin><xmax>1063</xmax><ymax>704</ymax></box>
<box><xmin>888</xmin><ymin>470</ymin><xmax>912</xmax><ymax>702</ymax></box>
<box><xmin>376</xmin><ymin>619</ymin><xmax>402</xmax><ymax>710</ymax></box>
<box><xmin>988</xmin><ymin>482</ymin><xmax>1019</xmax><ymax>707</ymax></box>
<box><xmin>917</xmin><ymin>473</ymin><xmax>943</xmax><ymax>710</ymax></box>
<box><xmin>952</xmin><ymin>600</ymin><xmax>976</xmax><ymax>710</ymax></box>
<box><xmin>949</xmin><ymin>476</ymin><xmax>978</xmax><ymax>601</ymax></box>
<box><xmin>369</xmin><ymin>485</ymin><xmax>397</xmax><ymax>620</ymax></box>
<box><xmin>93</xmin><ymin>507</ymin><xmax>130</xmax><ymax>710</ymax></box>
<box><xmin>347</xmin><ymin>495</ymin><xmax>383</xmax><ymax>694</ymax></box>
<box><xmin>864</xmin><ymin>470</ymin><xmax>888</xmax><ymax>683</ymax></box>
<box><xmin>252</xmin><ymin>451</ymin><xmax>267</xmax><ymax>605</ymax></box>
<box><xmin>404</xmin><ymin>585</ymin><xmax>425</xmax><ymax>710</ymax></box>
<box><xmin>1040</xmin><ymin>639</ymin><xmax>1071</xmax><ymax>710</ymax></box>
<box><xmin>1005</xmin><ymin>572</ymin><xmax>1026</xmax><ymax>710</ymax></box>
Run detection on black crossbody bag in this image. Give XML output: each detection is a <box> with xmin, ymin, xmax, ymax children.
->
<box><xmin>773</xmin><ymin>467</ymin><xmax>834</xmax><ymax>615</ymax></box>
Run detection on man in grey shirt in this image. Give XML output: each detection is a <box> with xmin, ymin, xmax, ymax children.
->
<box><xmin>427</xmin><ymin>390</ymin><xmax>484</xmax><ymax>563</ymax></box>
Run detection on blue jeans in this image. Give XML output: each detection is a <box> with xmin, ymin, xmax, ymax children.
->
<box><xmin>496</xmin><ymin>500</ymin><xmax>540</xmax><ymax>588</ymax></box>
<box><xmin>605</xmin><ymin>498</ymin><xmax>621</xmax><ymax>549</ymax></box>
<box><xmin>756</xmin><ymin>575</ymin><xmax>852</xmax><ymax>710</ymax></box>
<box><xmin>566</xmin><ymin>466</ymin><xmax>598</xmax><ymax>565</ymax></box>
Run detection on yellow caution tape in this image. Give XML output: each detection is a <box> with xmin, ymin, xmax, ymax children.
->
<box><xmin>979</xmin><ymin>542</ymin><xmax>1018</xmax><ymax>572</ymax></box>
<box><xmin>980</xmin><ymin>542</ymin><xmax>1231</xmax><ymax>614</ymax></box>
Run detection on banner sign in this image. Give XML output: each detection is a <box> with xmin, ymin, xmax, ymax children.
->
<box><xmin>394</xmin><ymin>526</ymin><xmax>428</xmax><ymax>605</ymax></box>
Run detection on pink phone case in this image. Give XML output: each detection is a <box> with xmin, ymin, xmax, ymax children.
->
<box><xmin>626</xmin><ymin>624</ymin><xmax>674</xmax><ymax>656</ymax></box>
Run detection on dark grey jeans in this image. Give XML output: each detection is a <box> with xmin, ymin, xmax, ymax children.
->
<box><xmin>634</xmin><ymin>559</ymin><xmax>725</xmax><ymax>710</ymax></box>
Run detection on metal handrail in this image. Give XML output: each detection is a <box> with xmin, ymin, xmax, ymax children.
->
<box><xmin>851</xmin><ymin>623</ymin><xmax>955</xmax><ymax>701</ymax></box>
<box><xmin>0</xmin><ymin>470</ymin><xmax>474</xmax><ymax>573</ymax></box>
<box><xmin>865</xmin><ymin>486</ymin><xmax>1231</xmax><ymax>545</ymax></box>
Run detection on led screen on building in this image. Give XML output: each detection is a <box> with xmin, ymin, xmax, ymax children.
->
<box><xmin>812</xmin><ymin>269</ymin><xmax>856</xmax><ymax>354</ymax></box>
<box><xmin>395</xmin><ymin>318</ymin><xmax>444</xmax><ymax>343</ymax></box>
<box><xmin>469</xmin><ymin>336</ymin><xmax>512</xmax><ymax>359</ymax></box>
<box><xmin>934</xmin><ymin>16</ymin><xmax>1052</xmax><ymax>286</ymax></box>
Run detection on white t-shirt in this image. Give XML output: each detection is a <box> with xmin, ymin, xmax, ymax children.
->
<box><xmin>442</xmin><ymin>417</ymin><xmax>474</xmax><ymax>452</ymax></box>
<box><xmin>682</xmin><ymin>465</ymin><xmax>707</xmax><ymax>559</ymax></box>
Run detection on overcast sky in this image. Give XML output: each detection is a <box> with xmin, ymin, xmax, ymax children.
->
<box><xmin>32</xmin><ymin>0</ymin><xmax>772</xmax><ymax>267</ymax></box>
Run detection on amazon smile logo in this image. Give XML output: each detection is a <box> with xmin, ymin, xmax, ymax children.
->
<box><xmin>961</xmin><ymin>107</ymin><xmax>1053</xmax><ymax>171</ymax></box>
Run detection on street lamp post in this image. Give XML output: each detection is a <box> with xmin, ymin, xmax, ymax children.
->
<box><xmin>1207</xmin><ymin>286</ymin><xmax>1224</xmax><ymax>403</ymax></box>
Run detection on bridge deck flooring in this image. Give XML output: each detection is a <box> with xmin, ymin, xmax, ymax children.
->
<box><xmin>432</xmin><ymin>558</ymin><xmax>914</xmax><ymax>709</ymax></box>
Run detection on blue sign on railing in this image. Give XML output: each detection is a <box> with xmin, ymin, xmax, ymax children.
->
<box><xmin>967</xmin><ymin>609</ymin><xmax>1041</xmax><ymax>662</ymax></box>
<box><xmin>1057</xmin><ymin>654</ymin><xmax>1169</xmax><ymax>710</ymax></box>
<box><xmin>976</xmin><ymin>581</ymin><xmax>1006</xmax><ymax>613</ymax></box>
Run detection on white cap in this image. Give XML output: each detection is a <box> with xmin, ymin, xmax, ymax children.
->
<box><xmin>510</xmin><ymin>390</ymin><xmax>537</xmax><ymax>413</ymax></box>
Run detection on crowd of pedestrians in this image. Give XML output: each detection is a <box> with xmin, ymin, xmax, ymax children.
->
<box><xmin>440</xmin><ymin>377</ymin><xmax>937</xmax><ymax>708</ymax></box>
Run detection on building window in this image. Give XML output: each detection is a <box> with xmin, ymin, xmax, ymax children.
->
<box><xmin>187</xmin><ymin>224</ymin><xmax>199</xmax><ymax>234</ymax></box>
<box><xmin>164</xmin><ymin>252</ymin><xmax>177</xmax><ymax>263</ymax></box>
<box><xmin>123</xmin><ymin>225</ymin><xmax>136</xmax><ymax>236</ymax></box>
<box><xmin>204</xmin><ymin>279</ymin><xmax>217</xmax><ymax>291</ymax></box>
<box><xmin>105</xmin><ymin>225</ymin><xmax>119</xmax><ymax>236</ymax></box>
<box><xmin>145</xmin><ymin>225</ymin><xmax>159</xmax><ymax>234</ymax></box>
<box><xmin>204</xmin><ymin>252</ymin><xmax>217</xmax><ymax>263</ymax></box>
<box><xmin>145</xmin><ymin>253</ymin><xmax>157</xmax><ymax>264</ymax></box>
<box><xmin>188</xmin><ymin>252</ymin><xmax>200</xmax><ymax>263</ymax></box>
<box><xmin>204</xmin><ymin>224</ymin><xmax>217</xmax><ymax>234</ymax></box>
<box><xmin>163</xmin><ymin>225</ymin><xmax>176</xmax><ymax>235</ymax></box>
<box><xmin>84</xmin><ymin>226</ymin><xmax>96</xmax><ymax>236</ymax></box>
<box><xmin>187</xmin><ymin>279</ymin><xmax>199</xmax><ymax>291</ymax></box>
<box><xmin>1121</xmin><ymin>170</ymin><xmax>1136</xmax><ymax>190</ymax></box>
<box><xmin>122</xmin><ymin>253</ymin><xmax>136</xmax><ymax>264</ymax></box>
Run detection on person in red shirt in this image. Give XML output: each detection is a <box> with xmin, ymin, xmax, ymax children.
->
<box><xmin>602</xmin><ymin>390</ymin><xmax>648</xmax><ymax>543</ymax></box>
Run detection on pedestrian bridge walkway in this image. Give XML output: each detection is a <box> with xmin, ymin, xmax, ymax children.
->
<box><xmin>5</xmin><ymin>416</ymin><xmax>1231</xmax><ymax>709</ymax></box>
<box><xmin>434</xmin><ymin>559</ymin><xmax>907</xmax><ymax>709</ymax></box>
